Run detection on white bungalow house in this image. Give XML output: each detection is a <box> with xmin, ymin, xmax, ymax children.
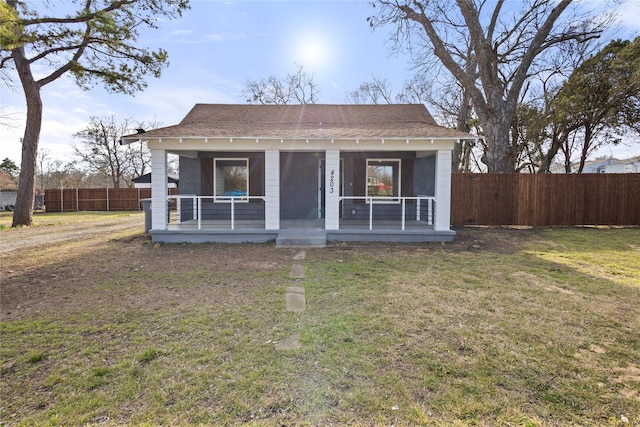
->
<box><xmin>122</xmin><ymin>104</ymin><xmax>472</xmax><ymax>246</ymax></box>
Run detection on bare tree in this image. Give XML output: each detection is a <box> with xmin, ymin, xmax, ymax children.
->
<box><xmin>369</xmin><ymin>0</ymin><xmax>610</xmax><ymax>172</ymax></box>
<box><xmin>286</xmin><ymin>65</ymin><xmax>320</xmax><ymax>104</ymax></box>
<box><xmin>44</xmin><ymin>160</ymin><xmax>87</xmax><ymax>189</ymax></box>
<box><xmin>414</xmin><ymin>79</ymin><xmax>478</xmax><ymax>172</ymax></box>
<box><xmin>243</xmin><ymin>65</ymin><xmax>319</xmax><ymax>104</ymax></box>
<box><xmin>347</xmin><ymin>73</ymin><xmax>480</xmax><ymax>171</ymax></box>
<box><xmin>346</xmin><ymin>76</ymin><xmax>395</xmax><ymax>104</ymax></box>
<box><xmin>73</xmin><ymin>116</ymin><xmax>150</xmax><ymax>188</ymax></box>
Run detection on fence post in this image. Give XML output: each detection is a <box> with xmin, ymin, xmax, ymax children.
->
<box><xmin>76</xmin><ymin>188</ymin><xmax>79</xmax><ymax>211</ymax></box>
<box><xmin>106</xmin><ymin>187</ymin><xmax>109</xmax><ymax>211</ymax></box>
<box><xmin>60</xmin><ymin>188</ymin><xmax>64</xmax><ymax>213</ymax></box>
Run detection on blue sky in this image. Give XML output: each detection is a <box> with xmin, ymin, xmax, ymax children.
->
<box><xmin>2</xmin><ymin>0</ymin><xmax>640</xmax><ymax>165</ymax></box>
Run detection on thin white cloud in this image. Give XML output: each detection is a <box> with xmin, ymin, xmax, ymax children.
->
<box><xmin>41</xmin><ymin>105</ymin><xmax>88</xmax><ymax>140</ymax></box>
<box><xmin>172</xmin><ymin>31</ymin><xmax>247</xmax><ymax>44</ymax></box>
<box><xmin>204</xmin><ymin>31</ymin><xmax>248</xmax><ymax>43</ymax></box>
<box><xmin>204</xmin><ymin>34</ymin><xmax>225</xmax><ymax>42</ymax></box>
<box><xmin>616</xmin><ymin>0</ymin><xmax>640</xmax><ymax>32</ymax></box>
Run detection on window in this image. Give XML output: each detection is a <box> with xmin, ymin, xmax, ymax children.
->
<box><xmin>214</xmin><ymin>158</ymin><xmax>248</xmax><ymax>201</ymax></box>
<box><xmin>366</xmin><ymin>159</ymin><xmax>400</xmax><ymax>203</ymax></box>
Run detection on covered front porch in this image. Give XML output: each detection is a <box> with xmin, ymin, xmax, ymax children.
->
<box><xmin>147</xmin><ymin>146</ymin><xmax>455</xmax><ymax>246</ymax></box>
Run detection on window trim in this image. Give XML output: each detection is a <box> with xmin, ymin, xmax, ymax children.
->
<box><xmin>213</xmin><ymin>157</ymin><xmax>249</xmax><ymax>203</ymax></box>
<box><xmin>366</xmin><ymin>158</ymin><xmax>401</xmax><ymax>204</ymax></box>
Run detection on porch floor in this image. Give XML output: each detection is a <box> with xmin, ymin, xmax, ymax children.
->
<box><xmin>153</xmin><ymin>219</ymin><xmax>455</xmax><ymax>245</ymax></box>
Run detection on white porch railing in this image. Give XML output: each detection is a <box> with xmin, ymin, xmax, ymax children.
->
<box><xmin>167</xmin><ymin>195</ymin><xmax>266</xmax><ymax>230</ymax></box>
<box><xmin>340</xmin><ymin>196</ymin><xmax>436</xmax><ymax>230</ymax></box>
<box><xmin>163</xmin><ymin>195</ymin><xmax>434</xmax><ymax>231</ymax></box>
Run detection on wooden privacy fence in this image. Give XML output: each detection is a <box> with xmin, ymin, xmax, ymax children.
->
<box><xmin>45</xmin><ymin>175</ymin><xmax>638</xmax><ymax>226</ymax></box>
<box><xmin>44</xmin><ymin>188</ymin><xmax>178</xmax><ymax>212</ymax></box>
<box><xmin>451</xmin><ymin>173</ymin><xmax>640</xmax><ymax>226</ymax></box>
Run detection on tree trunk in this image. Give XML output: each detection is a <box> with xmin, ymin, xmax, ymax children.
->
<box><xmin>11</xmin><ymin>46</ymin><xmax>42</xmax><ymax>227</ymax></box>
<box><xmin>452</xmin><ymin>89</ymin><xmax>473</xmax><ymax>171</ymax></box>
<box><xmin>482</xmin><ymin>105</ymin><xmax>515</xmax><ymax>173</ymax></box>
<box><xmin>562</xmin><ymin>138</ymin><xmax>572</xmax><ymax>172</ymax></box>
<box><xmin>538</xmin><ymin>128</ymin><xmax>565</xmax><ymax>173</ymax></box>
<box><xmin>452</xmin><ymin>142</ymin><xmax>463</xmax><ymax>172</ymax></box>
<box><xmin>462</xmin><ymin>142</ymin><xmax>473</xmax><ymax>172</ymax></box>
<box><xmin>577</xmin><ymin>123</ymin><xmax>593</xmax><ymax>174</ymax></box>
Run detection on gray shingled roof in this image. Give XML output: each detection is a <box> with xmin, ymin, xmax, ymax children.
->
<box><xmin>134</xmin><ymin>104</ymin><xmax>473</xmax><ymax>139</ymax></box>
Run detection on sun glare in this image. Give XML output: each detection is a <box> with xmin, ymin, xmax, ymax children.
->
<box><xmin>295</xmin><ymin>35</ymin><xmax>331</xmax><ymax>70</ymax></box>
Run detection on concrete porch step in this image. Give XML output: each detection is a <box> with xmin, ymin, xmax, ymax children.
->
<box><xmin>276</xmin><ymin>230</ymin><xmax>327</xmax><ymax>247</ymax></box>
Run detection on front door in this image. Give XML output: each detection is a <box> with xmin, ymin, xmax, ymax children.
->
<box><xmin>280</xmin><ymin>152</ymin><xmax>320</xmax><ymax>220</ymax></box>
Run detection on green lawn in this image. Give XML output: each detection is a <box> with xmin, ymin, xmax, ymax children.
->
<box><xmin>1</xmin><ymin>227</ymin><xmax>638</xmax><ymax>426</ymax></box>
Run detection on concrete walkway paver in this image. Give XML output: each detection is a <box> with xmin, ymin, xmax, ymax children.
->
<box><xmin>285</xmin><ymin>286</ymin><xmax>306</xmax><ymax>312</ymax></box>
<box><xmin>289</xmin><ymin>264</ymin><xmax>305</xmax><ymax>279</ymax></box>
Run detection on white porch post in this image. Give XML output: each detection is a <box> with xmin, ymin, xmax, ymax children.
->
<box><xmin>325</xmin><ymin>149</ymin><xmax>340</xmax><ymax>230</ymax></box>
<box><xmin>151</xmin><ymin>149</ymin><xmax>168</xmax><ymax>231</ymax></box>
<box><xmin>434</xmin><ymin>149</ymin><xmax>452</xmax><ymax>231</ymax></box>
<box><xmin>264</xmin><ymin>149</ymin><xmax>280</xmax><ymax>230</ymax></box>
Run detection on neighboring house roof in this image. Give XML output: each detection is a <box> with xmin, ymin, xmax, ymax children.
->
<box><xmin>128</xmin><ymin>104</ymin><xmax>473</xmax><ymax>140</ymax></box>
<box><xmin>549</xmin><ymin>156</ymin><xmax>640</xmax><ymax>173</ymax></box>
<box><xmin>581</xmin><ymin>157</ymin><xmax>640</xmax><ymax>173</ymax></box>
<box><xmin>0</xmin><ymin>171</ymin><xmax>18</xmax><ymax>190</ymax></box>
<box><xmin>132</xmin><ymin>173</ymin><xmax>179</xmax><ymax>184</ymax></box>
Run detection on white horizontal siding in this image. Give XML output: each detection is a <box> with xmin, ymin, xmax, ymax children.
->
<box><xmin>151</xmin><ymin>149</ymin><xmax>168</xmax><ymax>230</ymax></box>
<box><xmin>434</xmin><ymin>149</ymin><xmax>452</xmax><ymax>231</ymax></box>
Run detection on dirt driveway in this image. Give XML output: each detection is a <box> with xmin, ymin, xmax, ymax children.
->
<box><xmin>0</xmin><ymin>213</ymin><xmax>145</xmax><ymax>253</ymax></box>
